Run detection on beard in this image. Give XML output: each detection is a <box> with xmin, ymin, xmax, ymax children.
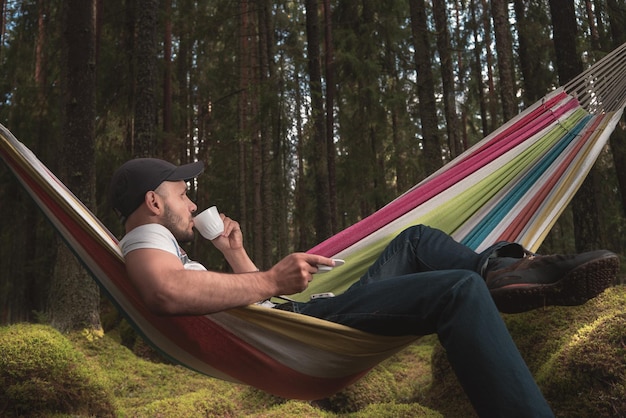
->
<box><xmin>161</xmin><ymin>204</ymin><xmax>195</xmax><ymax>243</ymax></box>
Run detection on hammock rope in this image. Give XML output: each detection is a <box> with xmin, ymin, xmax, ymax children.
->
<box><xmin>564</xmin><ymin>44</ymin><xmax>626</xmax><ymax>113</ymax></box>
<box><xmin>1</xmin><ymin>42</ymin><xmax>626</xmax><ymax>399</ymax></box>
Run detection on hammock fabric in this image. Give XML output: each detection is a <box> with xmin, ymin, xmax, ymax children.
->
<box><xmin>1</xmin><ymin>42</ymin><xmax>626</xmax><ymax>400</ymax></box>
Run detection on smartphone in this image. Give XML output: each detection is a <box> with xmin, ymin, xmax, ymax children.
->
<box><xmin>310</xmin><ymin>292</ymin><xmax>335</xmax><ymax>300</ymax></box>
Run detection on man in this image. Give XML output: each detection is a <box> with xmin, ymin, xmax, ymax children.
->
<box><xmin>110</xmin><ymin>157</ymin><xmax>618</xmax><ymax>417</ymax></box>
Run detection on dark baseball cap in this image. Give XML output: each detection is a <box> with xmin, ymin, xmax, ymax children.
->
<box><xmin>109</xmin><ymin>158</ymin><xmax>204</xmax><ymax>220</ymax></box>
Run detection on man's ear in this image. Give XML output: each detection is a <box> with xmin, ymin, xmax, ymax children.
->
<box><xmin>144</xmin><ymin>191</ymin><xmax>162</xmax><ymax>215</ymax></box>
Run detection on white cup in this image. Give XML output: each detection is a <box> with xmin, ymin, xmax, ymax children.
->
<box><xmin>193</xmin><ymin>206</ymin><xmax>224</xmax><ymax>240</ymax></box>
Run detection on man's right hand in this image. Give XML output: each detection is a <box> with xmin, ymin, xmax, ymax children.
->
<box><xmin>267</xmin><ymin>253</ymin><xmax>335</xmax><ymax>296</ymax></box>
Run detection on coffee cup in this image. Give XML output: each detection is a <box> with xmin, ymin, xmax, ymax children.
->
<box><xmin>193</xmin><ymin>206</ymin><xmax>224</xmax><ymax>240</ymax></box>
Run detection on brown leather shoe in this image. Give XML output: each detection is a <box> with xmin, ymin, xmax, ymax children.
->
<box><xmin>486</xmin><ymin>250</ymin><xmax>619</xmax><ymax>313</ymax></box>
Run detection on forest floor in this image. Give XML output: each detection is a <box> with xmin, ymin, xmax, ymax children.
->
<box><xmin>1</xmin><ymin>285</ymin><xmax>625</xmax><ymax>417</ymax></box>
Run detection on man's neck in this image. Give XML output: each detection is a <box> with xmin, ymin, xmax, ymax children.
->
<box><xmin>124</xmin><ymin>211</ymin><xmax>159</xmax><ymax>234</ymax></box>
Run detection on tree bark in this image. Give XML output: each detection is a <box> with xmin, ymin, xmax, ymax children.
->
<box><xmin>257</xmin><ymin>0</ymin><xmax>274</xmax><ymax>268</ymax></box>
<box><xmin>549</xmin><ymin>0</ymin><xmax>602</xmax><ymax>252</ymax></box>
<box><xmin>305</xmin><ymin>0</ymin><xmax>331</xmax><ymax>241</ymax></box>
<box><xmin>491</xmin><ymin>0</ymin><xmax>517</xmax><ymax>122</ymax></box>
<box><xmin>294</xmin><ymin>70</ymin><xmax>309</xmax><ymax>251</ymax></box>
<box><xmin>323</xmin><ymin>0</ymin><xmax>337</xmax><ymax>234</ymax></box>
<box><xmin>515</xmin><ymin>0</ymin><xmax>557</xmax><ymax>108</ymax></box>
<box><xmin>480</xmin><ymin>0</ymin><xmax>498</xmax><ymax>132</ymax></box>
<box><xmin>470</xmin><ymin>0</ymin><xmax>489</xmax><ymax>137</ymax></box>
<box><xmin>238</xmin><ymin>0</ymin><xmax>250</xmax><ymax>257</ymax></box>
<box><xmin>606</xmin><ymin>0</ymin><xmax>626</xmax><ymax>43</ymax></box>
<box><xmin>134</xmin><ymin>0</ymin><xmax>158</xmax><ymax>157</ymax></box>
<box><xmin>607</xmin><ymin>0</ymin><xmax>626</xmax><ymax>219</ymax></box>
<box><xmin>49</xmin><ymin>0</ymin><xmax>101</xmax><ymax>333</ymax></box>
<box><xmin>0</xmin><ymin>0</ymin><xmax>5</xmax><ymax>61</ymax></box>
<box><xmin>433</xmin><ymin>0</ymin><xmax>462</xmax><ymax>159</ymax></box>
<box><xmin>514</xmin><ymin>0</ymin><xmax>535</xmax><ymax>104</ymax></box>
<box><xmin>409</xmin><ymin>0</ymin><xmax>442</xmax><ymax>176</ymax></box>
<box><xmin>584</xmin><ymin>0</ymin><xmax>601</xmax><ymax>50</ymax></box>
<box><xmin>247</xmin><ymin>6</ymin><xmax>263</xmax><ymax>265</ymax></box>
<box><xmin>162</xmin><ymin>0</ymin><xmax>172</xmax><ymax>136</ymax></box>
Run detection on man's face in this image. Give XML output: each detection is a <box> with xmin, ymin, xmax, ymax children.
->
<box><xmin>155</xmin><ymin>181</ymin><xmax>197</xmax><ymax>243</ymax></box>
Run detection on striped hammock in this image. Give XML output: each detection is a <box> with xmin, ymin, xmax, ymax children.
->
<box><xmin>1</xmin><ymin>42</ymin><xmax>625</xmax><ymax>400</ymax></box>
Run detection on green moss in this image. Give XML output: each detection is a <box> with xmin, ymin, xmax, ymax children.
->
<box><xmin>245</xmin><ymin>399</ymin><xmax>443</xmax><ymax>418</ymax></box>
<box><xmin>128</xmin><ymin>389</ymin><xmax>237</xmax><ymax>417</ymax></box>
<box><xmin>0</xmin><ymin>323</ymin><xmax>115</xmax><ymax>417</ymax></box>
<box><xmin>535</xmin><ymin>306</ymin><xmax>626</xmax><ymax>416</ymax></box>
<box><xmin>118</xmin><ymin>317</ymin><xmax>138</xmax><ymax>350</ymax></box>
<box><xmin>503</xmin><ymin>286</ymin><xmax>626</xmax><ymax>373</ymax></box>
<box><xmin>320</xmin><ymin>366</ymin><xmax>397</xmax><ymax>413</ymax></box>
<box><xmin>68</xmin><ymin>329</ymin><xmax>243</xmax><ymax>414</ymax></box>
<box><xmin>238</xmin><ymin>387</ymin><xmax>287</xmax><ymax>411</ymax></box>
<box><xmin>383</xmin><ymin>337</ymin><xmax>436</xmax><ymax>401</ymax></box>
<box><xmin>347</xmin><ymin>401</ymin><xmax>443</xmax><ymax>417</ymax></box>
<box><xmin>246</xmin><ymin>400</ymin><xmax>330</xmax><ymax>417</ymax></box>
<box><xmin>1</xmin><ymin>286</ymin><xmax>623</xmax><ymax>417</ymax></box>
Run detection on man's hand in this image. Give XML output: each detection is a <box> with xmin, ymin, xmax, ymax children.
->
<box><xmin>208</xmin><ymin>213</ymin><xmax>259</xmax><ymax>273</ymax></box>
<box><xmin>211</xmin><ymin>214</ymin><xmax>243</xmax><ymax>252</ymax></box>
<box><xmin>266</xmin><ymin>253</ymin><xmax>335</xmax><ymax>295</ymax></box>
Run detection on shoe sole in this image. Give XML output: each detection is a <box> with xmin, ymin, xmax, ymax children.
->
<box><xmin>490</xmin><ymin>254</ymin><xmax>619</xmax><ymax>314</ymax></box>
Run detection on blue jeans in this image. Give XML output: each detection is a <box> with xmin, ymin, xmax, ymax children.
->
<box><xmin>291</xmin><ymin>225</ymin><xmax>553</xmax><ymax>417</ymax></box>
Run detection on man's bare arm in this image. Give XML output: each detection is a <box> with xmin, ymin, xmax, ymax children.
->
<box><xmin>124</xmin><ymin>248</ymin><xmax>334</xmax><ymax>315</ymax></box>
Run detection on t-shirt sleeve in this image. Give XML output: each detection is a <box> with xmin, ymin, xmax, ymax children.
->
<box><xmin>119</xmin><ymin>224</ymin><xmax>182</xmax><ymax>259</ymax></box>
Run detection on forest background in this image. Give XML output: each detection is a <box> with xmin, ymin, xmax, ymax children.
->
<box><xmin>0</xmin><ymin>0</ymin><xmax>625</xmax><ymax>333</ymax></box>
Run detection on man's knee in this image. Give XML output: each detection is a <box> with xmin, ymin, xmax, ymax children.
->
<box><xmin>399</xmin><ymin>224</ymin><xmax>428</xmax><ymax>240</ymax></box>
<box><xmin>454</xmin><ymin>271</ymin><xmax>493</xmax><ymax>305</ymax></box>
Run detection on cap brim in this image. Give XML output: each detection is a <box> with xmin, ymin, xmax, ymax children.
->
<box><xmin>166</xmin><ymin>161</ymin><xmax>204</xmax><ymax>181</ymax></box>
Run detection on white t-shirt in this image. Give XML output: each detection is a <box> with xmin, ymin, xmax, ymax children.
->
<box><xmin>119</xmin><ymin>223</ymin><xmax>206</xmax><ymax>271</ymax></box>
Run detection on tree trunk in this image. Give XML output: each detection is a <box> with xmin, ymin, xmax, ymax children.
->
<box><xmin>134</xmin><ymin>0</ymin><xmax>158</xmax><ymax>157</ymax></box>
<box><xmin>305</xmin><ymin>0</ymin><xmax>331</xmax><ymax>241</ymax></box>
<box><xmin>514</xmin><ymin>0</ymin><xmax>535</xmax><ymax>104</ymax></box>
<box><xmin>294</xmin><ymin>70</ymin><xmax>309</xmax><ymax>251</ymax></box>
<box><xmin>607</xmin><ymin>0</ymin><xmax>626</xmax><ymax>220</ymax></box>
<box><xmin>607</xmin><ymin>0</ymin><xmax>626</xmax><ymax>218</ymax></box>
<box><xmin>49</xmin><ymin>0</ymin><xmax>101</xmax><ymax>333</ymax></box>
<box><xmin>0</xmin><ymin>0</ymin><xmax>5</xmax><ymax>61</ymax></box>
<box><xmin>238</xmin><ymin>0</ymin><xmax>251</xmax><ymax>257</ymax></box>
<box><xmin>162</xmin><ymin>0</ymin><xmax>172</xmax><ymax>136</ymax></box>
<box><xmin>409</xmin><ymin>0</ymin><xmax>442</xmax><ymax>176</ymax></box>
<box><xmin>610</xmin><ymin>130</ymin><xmax>626</xmax><ymax>217</ymax></box>
<box><xmin>123</xmin><ymin>0</ymin><xmax>136</xmax><ymax>153</ymax></box>
<box><xmin>30</xmin><ymin>0</ymin><xmax>52</xmax><ymax>323</ymax></box>
<box><xmin>323</xmin><ymin>0</ymin><xmax>337</xmax><ymax>234</ymax></box>
<box><xmin>550</xmin><ymin>0</ymin><xmax>583</xmax><ymax>83</ymax></box>
<box><xmin>606</xmin><ymin>0</ymin><xmax>626</xmax><ymax>43</ymax></box>
<box><xmin>584</xmin><ymin>0</ymin><xmax>601</xmax><ymax>50</ymax></box>
<box><xmin>480</xmin><ymin>0</ymin><xmax>498</xmax><ymax>133</ymax></box>
<box><xmin>432</xmin><ymin>0</ymin><xmax>461</xmax><ymax>159</ymax></box>
<box><xmin>550</xmin><ymin>0</ymin><xmax>602</xmax><ymax>252</ymax></box>
<box><xmin>248</xmin><ymin>7</ymin><xmax>263</xmax><ymax>265</ymax></box>
<box><xmin>491</xmin><ymin>0</ymin><xmax>517</xmax><ymax>122</ymax></box>
<box><xmin>257</xmin><ymin>0</ymin><xmax>274</xmax><ymax>268</ymax></box>
<box><xmin>513</xmin><ymin>0</ymin><xmax>554</xmax><ymax>106</ymax></box>
<box><xmin>470</xmin><ymin>0</ymin><xmax>489</xmax><ymax>137</ymax></box>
